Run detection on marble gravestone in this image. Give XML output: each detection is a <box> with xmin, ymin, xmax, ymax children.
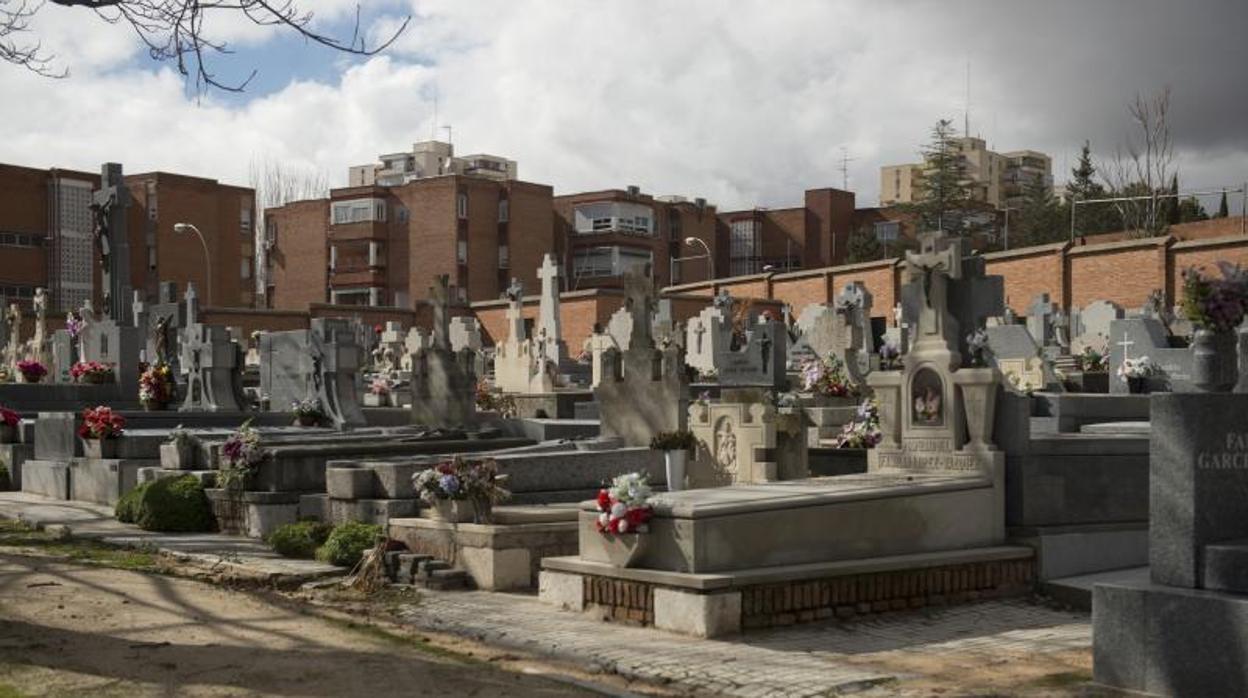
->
<box><xmin>793</xmin><ymin>282</ymin><xmax>876</xmax><ymax>386</ymax></box>
<box><xmin>867</xmin><ymin>231</ymin><xmax>1005</xmax><ymax>526</ymax></box>
<box><xmin>78</xmin><ymin>315</ymin><xmax>141</xmax><ymax>394</ymax></box>
<box><xmin>178</xmin><ymin>284</ymin><xmax>247</xmax><ymax>412</ymax></box>
<box><xmin>1093</xmin><ymin>394</ymin><xmax>1248</xmax><ymax>696</ymax></box>
<box><xmin>595</xmin><ymin>274</ymin><xmax>688</xmax><ymax>447</ymax></box>
<box><xmin>260</xmin><ymin>317</ymin><xmax>366</xmax><ymax>427</ymax></box>
<box><xmin>374</xmin><ymin>321</ymin><xmax>405</xmax><ymax>373</ymax></box>
<box><xmin>713</xmin><ymin>315</ymin><xmax>787</xmax><ymax>389</ymax></box>
<box><xmin>410</xmin><ymin>275</ymin><xmax>477</xmax><ymax>429</ymax></box>
<box><xmin>1025</xmin><ymin>293</ymin><xmax>1058</xmax><ymax>348</ymax></box>
<box><xmin>1108</xmin><ymin>317</ymin><xmax>1193</xmax><ymax>394</ymax></box>
<box><xmin>493</xmin><ymin>278</ymin><xmax>555</xmax><ymax>394</ymax></box>
<box><xmin>683</xmin><ymin>302</ymin><xmax>731</xmax><ymax>376</ymax></box>
<box><xmin>534</xmin><ymin>254</ymin><xmax>568</xmax><ymax>366</ymax></box>
<box><xmin>1071</xmin><ymin>300</ymin><xmax>1123</xmax><ymax>352</ymax></box>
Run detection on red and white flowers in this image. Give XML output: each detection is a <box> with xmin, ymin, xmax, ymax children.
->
<box><xmin>70</xmin><ymin>361</ymin><xmax>115</xmax><ymax>384</ymax></box>
<box><xmin>594</xmin><ymin>472</ymin><xmax>654</xmax><ymax>535</ymax></box>
<box><xmin>78</xmin><ymin>406</ymin><xmax>125</xmax><ymax>440</ymax></box>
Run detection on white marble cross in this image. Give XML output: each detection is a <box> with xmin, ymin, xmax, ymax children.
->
<box><xmin>1117</xmin><ymin>331</ymin><xmax>1134</xmax><ymax>363</ymax></box>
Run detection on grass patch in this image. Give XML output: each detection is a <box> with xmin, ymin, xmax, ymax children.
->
<box><xmin>0</xmin><ymin>519</ymin><xmax>160</xmax><ymax>572</ymax></box>
<box><xmin>0</xmin><ymin>683</ymin><xmax>28</xmax><ymax>698</ymax></box>
<box><xmin>321</xmin><ymin>614</ymin><xmax>474</xmax><ymax>664</ymax></box>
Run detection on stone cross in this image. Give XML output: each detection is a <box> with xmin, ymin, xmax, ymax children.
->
<box><xmin>184</xmin><ymin>283</ymin><xmax>199</xmax><ymax>326</ymax></box>
<box><xmin>622</xmin><ymin>273</ymin><xmax>656</xmax><ymax>351</ymax></box>
<box><xmin>504</xmin><ymin>279</ymin><xmax>526</xmax><ymax>345</ymax></box>
<box><xmin>27</xmin><ymin>288</ymin><xmax>48</xmax><ymax>367</ymax></box>
<box><xmin>90</xmin><ymin>163</ymin><xmax>132</xmax><ymax>323</ymax></box>
<box><xmin>1026</xmin><ymin>293</ymin><xmax>1058</xmax><ymax>347</ymax></box>
<box><xmin>429</xmin><ymin>275</ymin><xmax>452</xmax><ymax>350</ymax></box>
<box><xmin>536</xmin><ymin>253</ymin><xmax>563</xmax><ymax>362</ymax></box>
<box><xmin>904</xmin><ymin>231</ymin><xmax>963</xmax><ymax>346</ymax></box>
<box><xmin>1118</xmin><ymin>331</ymin><xmax>1134</xmax><ymax>364</ymax></box>
<box><xmin>132</xmin><ymin>290</ymin><xmax>150</xmax><ymax>361</ymax></box>
<box><xmin>2</xmin><ymin>303</ymin><xmax>21</xmax><ymax>373</ymax></box>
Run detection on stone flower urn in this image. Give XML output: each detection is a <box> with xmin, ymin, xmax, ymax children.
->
<box><xmin>599</xmin><ymin>532</ymin><xmax>649</xmax><ymax>568</ymax></box>
<box><xmin>663</xmin><ymin>450</ymin><xmax>687</xmax><ymax>492</ymax></box>
<box><xmin>1191</xmin><ymin>329</ymin><xmax>1238</xmax><ymax>393</ymax></box>
<box><xmin>82</xmin><ymin>437</ymin><xmax>119</xmax><ymax>459</ymax></box>
<box><xmin>428</xmin><ymin>498</ymin><xmax>478</xmax><ymax>524</ymax></box>
<box><xmin>953</xmin><ymin>367</ymin><xmax>1000</xmax><ymax>453</ymax></box>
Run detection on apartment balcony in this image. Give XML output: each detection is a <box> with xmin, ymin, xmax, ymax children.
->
<box><xmin>329</xmin><ymin>220</ymin><xmax>387</xmax><ymax>241</ymax></box>
<box><xmin>330</xmin><ymin>268</ymin><xmax>387</xmax><ymax>287</ymax></box>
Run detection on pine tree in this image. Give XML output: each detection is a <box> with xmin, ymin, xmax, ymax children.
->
<box><xmin>1065</xmin><ymin>141</ymin><xmax>1116</xmax><ymax>236</ymax></box>
<box><xmin>1217</xmin><ymin>191</ymin><xmax>1230</xmax><ymax>218</ymax></box>
<box><xmin>845</xmin><ymin>224</ymin><xmax>884</xmax><ymax>264</ymax></box>
<box><xmin>907</xmin><ymin>119</ymin><xmax>980</xmax><ymax>237</ymax></box>
<box><xmin>1165</xmin><ymin>174</ymin><xmax>1181</xmax><ymax>226</ymax></box>
<box><xmin>1011</xmin><ymin>178</ymin><xmax>1064</xmax><ymax>248</ymax></box>
<box><xmin>1178</xmin><ymin>196</ymin><xmax>1208</xmax><ymax>223</ymax></box>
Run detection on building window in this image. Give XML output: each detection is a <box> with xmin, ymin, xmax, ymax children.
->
<box><xmin>572</xmin><ymin>202</ymin><xmax>655</xmax><ymax>236</ymax></box>
<box><xmin>457</xmin><ymin>239</ymin><xmax>468</xmax><ymax>264</ymax></box>
<box><xmin>0</xmin><ymin>232</ymin><xmax>45</xmax><ymax>247</ymax></box>
<box><xmin>874</xmin><ymin>221</ymin><xmax>899</xmax><ymax>243</ymax></box>
<box><xmin>498</xmin><ymin>199</ymin><xmax>509</xmax><ymax>223</ymax></box>
<box><xmin>331</xmin><ymin>198</ymin><xmax>387</xmax><ymax>224</ymax></box>
<box><xmin>498</xmin><ymin>245</ymin><xmax>509</xmax><ymax>268</ymax></box>
<box><xmin>457</xmin><ymin>193</ymin><xmax>468</xmax><ymax>219</ymax></box>
<box><xmin>571</xmin><ymin>246</ymin><xmax>653</xmax><ymax>279</ymax></box>
<box><xmin>241</xmin><ymin>258</ymin><xmax>253</xmax><ymax>280</ymax></box>
<box><xmin>729</xmin><ymin>219</ymin><xmax>759</xmax><ymax>276</ymax></box>
<box><xmin>240</xmin><ymin>206</ymin><xmax>252</xmax><ymax>234</ymax></box>
<box><xmin>397</xmin><ymin>206</ymin><xmax>409</xmax><ymax>223</ymax></box>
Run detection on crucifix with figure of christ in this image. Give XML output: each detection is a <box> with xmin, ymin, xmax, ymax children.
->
<box><xmin>904</xmin><ymin>231</ymin><xmax>964</xmax><ymax>339</ymax></box>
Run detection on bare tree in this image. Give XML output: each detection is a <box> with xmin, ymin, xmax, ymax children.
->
<box><xmin>1100</xmin><ymin>87</ymin><xmax>1176</xmax><ymax>238</ymax></box>
<box><xmin>1</xmin><ymin>0</ymin><xmax>409</xmax><ymax>92</ymax></box>
<box><xmin>249</xmin><ymin>154</ymin><xmax>328</xmax><ymax>300</ymax></box>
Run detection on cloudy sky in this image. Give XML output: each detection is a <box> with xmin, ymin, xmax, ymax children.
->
<box><xmin>3</xmin><ymin>0</ymin><xmax>1246</xmax><ymax>212</ymax></box>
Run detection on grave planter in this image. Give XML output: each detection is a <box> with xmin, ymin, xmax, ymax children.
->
<box><xmin>20</xmin><ymin>373</ymin><xmax>43</xmax><ymax>384</ymax></box>
<box><xmin>663</xmin><ymin>450</ymin><xmax>688</xmax><ymax>492</ymax></box>
<box><xmin>205</xmin><ymin>489</ymin><xmax>247</xmax><ymax>535</ymax></box>
<box><xmin>141</xmin><ymin>399</ymin><xmax>167</xmax><ymax>412</ymax></box>
<box><xmin>1083</xmin><ymin>372</ymin><xmax>1109</xmax><ymax>394</ymax></box>
<box><xmin>82</xmin><ymin>372</ymin><xmax>115</xmax><ymax>385</ymax></box>
<box><xmin>294</xmin><ymin>414</ymin><xmax>320</xmax><ymax>427</ymax></box>
<box><xmin>1191</xmin><ymin>329</ymin><xmax>1238</xmax><ymax>393</ymax></box>
<box><xmin>0</xmin><ymin>424</ymin><xmax>16</xmax><ymax>444</ymax></box>
<box><xmin>428</xmin><ymin>499</ymin><xmax>479</xmax><ymax>524</ymax></box>
<box><xmin>82</xmin><ymin>438</ymin><xmax>118</xmax><ymax>459</ymax></box>
<box><xmin>597</xmin><ymin>532</ymin><xmax>648</xmax><ymax>568</ymax></box>
<box><xmin>953</xmin><ymin>367</ymin><xmax>1000</xmax><ymax>452</ymax></box>
<box><xmin>1127</xmin><ymin>376</ymin><xmax>1149</xmax><ymax>394</ymax></box>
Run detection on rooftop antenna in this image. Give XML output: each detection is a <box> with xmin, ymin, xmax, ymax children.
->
<box><xmin>964</xmin><ymin>59</ymin><xmax>971</xmax><ymax>138</ymax></box>
<box><xmin>431</xmin><ymin>85</ymin><xmax>439</xmax><ymax>141</ymax></box>
<box><xmin>837</xmin><ymin>147</ymin><xmax>856</xmax><ymax>190</ymax></box>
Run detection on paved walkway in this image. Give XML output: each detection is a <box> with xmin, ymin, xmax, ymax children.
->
<box><xmin>0</xmin><ymin>492</ymin><xmax>340</xmax><ymax>583</ymax></box>
<box><xmin>397</xmin><ymin>589</ymin><xmax>1092</xmax><ymax>697</ymax></box>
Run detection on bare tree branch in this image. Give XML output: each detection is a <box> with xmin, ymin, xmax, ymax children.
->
<box><xmin>2</xmin><ymin>0</ymin><xmax>410</xmax><ymax>92</ymax></box>
<box><xmin>1</xmin><ymin>0</ymin><xmax>68</xmax><ymax>77</ymax></box>
<box><xmin>1099</xmin><ymin>87</ymin><xmax>1175</xmax><ymax>238</ymax></box>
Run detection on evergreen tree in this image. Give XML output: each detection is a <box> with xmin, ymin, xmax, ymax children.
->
<box><xmin>845</xmin><ymin>224</ymin><xmax>884</xmax><ymax>264</ymax></box>
<box><xmin>1217</xmin><ymin>191</ymin><xmax>1230</xmax><ymax>218</ymax></box>
<box><xmin>1065</xmin><ymin>141</ymin><xmax>1117</xmax><ymax>236</ymax></box>
<box><xmin>1178</xmin><ymin>196</ymin><xmax>1208</xmax><ymax>223</ymax></box>
<box><xmin>1011</xmin><ymin>178</ymin><xmax>1065</xmax><ymax>248</ymax></box>
<box><xmin>907</xmin><ymin>119</ymin><xmax>981</xmax><ymax>238</ymax></box>
<box><xmin>1165</xmin><ymin>174</ymin><xmax>1181</xmax><ymax>226</ymax></box>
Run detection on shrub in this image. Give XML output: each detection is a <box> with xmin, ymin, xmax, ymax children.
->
<box><xmin>125</xmin><ymin>476</ymin><xmax>215</xmax><ymax>532</ymax></box>
<box><xmin>316</xmin><ymin>521</ymin><xmax>382</xmax><ymax>567</ymax></box>
<box><xmin>268</xmin><ymin>520</ymin><xmax>334</xmax><ymax>559</ymax></box>
<box><xmin>115</xmin><ymin>481</ymin><xmax>148</xmax><ymax>523</ymax></box>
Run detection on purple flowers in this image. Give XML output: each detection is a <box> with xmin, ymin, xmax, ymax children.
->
<box><xmin>438</xmin><ymin>473</ymin><xmax>461</xmax><ymax>495</ymax></box>
<box><xmin>1182</xmin><ymin>263</ymin><xmax>1248</xmax><ymax>334</ymax></box>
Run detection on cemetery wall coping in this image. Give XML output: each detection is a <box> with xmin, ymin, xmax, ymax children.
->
<box><xmin>1170</xmin><ymin>234</ymin><xmax>1248</xmax><ymax>252</ymax></box>
<box><xmin>981</xmin><ymin>241</ymin><xmax>1070</xmax><ymax>262</ymax></box>
<box><xmin>1066</xmin><ymin>235</ymin><xmax>1173</xmax><ymax>258</ymax></box>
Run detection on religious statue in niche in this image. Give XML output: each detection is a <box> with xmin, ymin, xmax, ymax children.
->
<box><xmin>910</xmin><ymin>368</ymin><xmax>944</xmax><ymax>427</ymax></box>
<box><xmin>714</xmin><ymin>419</ymin><xmax>738</xmax><ymax>473</ymax></box>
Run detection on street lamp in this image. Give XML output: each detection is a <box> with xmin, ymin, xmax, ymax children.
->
<box><xmin>173</xmin><ymin>222</ymin><xmax>212</xmax><ymax>306</ymax></box>
<box><xmin>684</xmin><ymin>236</ymin><xmax>712</xmax><ymax>280</ymax></box>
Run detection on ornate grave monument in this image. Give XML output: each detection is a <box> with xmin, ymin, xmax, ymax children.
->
<box><xmin>89</xmin><ymin>163</ymin><xmax>133</xmax><ymax>324</ymax></box>
<box><xmin>493</xmin><ymin>278</ymin><xmax>555</xmax><ymax>394</ymax></box>
<box><xmin>179</xmin><ymin>284</ymin><xmax>248</xmax><ymax>412</ymax></box>
<box><xmin>260</xmin><ymin>315</ymin><xmax>366</xmax><ymax>428</ymax></box>
<box><xmin>410</xmin><ymin>276</ymin><xmax>477</xmax><ymax>428</ymax></box>
<box><xmin>595</xmin><ymin>274</ymin><xmax>688</xmax><ymax>446</ymax></box>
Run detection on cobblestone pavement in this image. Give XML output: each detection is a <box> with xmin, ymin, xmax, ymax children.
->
<box><xmin>397</xmin><ymin>591</ymin><xmax>1092</xmax><ymax>697</ymax></box>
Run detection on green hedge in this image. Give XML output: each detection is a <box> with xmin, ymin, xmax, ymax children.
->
<box><xmin>115</xmin><ymin>476</ymin><xmax>214</xmax><ymax>532</ymax></box>
<box><xmin>315</xmin><ymin>522</ymin><xmax>381</xmax><ymax>567</ymax></box>
<box><xmin>267</xmin><ymin>520</ymin><xmax>334</xmax><ymax>559</ymax></box>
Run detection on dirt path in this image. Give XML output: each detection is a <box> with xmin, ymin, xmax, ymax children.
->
<box><xmin>0</xmin><ymin>547</ymin><xmax>614</xmax><ymax>697</ymax></box>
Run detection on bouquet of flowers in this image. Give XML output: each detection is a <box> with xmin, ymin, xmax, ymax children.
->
<box><xmin>1118</xmin><ymin>356</ymin><xmax>1159</xmax><ymax>382</ymax></box>
<box><xmin>835</xmin><ymin>399</ymin><xmax>882</xmax><ymax>449</ymax></box>
<box><xmin>412</xmin><ymin>456</ymin><xmax>509</xmax><ymax>505</ymax></box>
<box><xmin>1181</xmin><ymin>262</ymin><xmax>1248</xmax><ymax>333</ymax></box>
<box><xmin>474</xmin><ymin>380</ymin><xmax>517</xmax><ymax>417</ymax></box>
<box><xmin>138</xmin><ymin>363</ymin><xmax>175</xmax><ymax>403</ymax></box>
<box><xmin>16</xmin><ymin>360</ymin><xmax>47</xmax><ymax>382</ymax></box>
<box><xmin>369</xmin><ymin>376</ymin><xmax>392</xmax><ymax>396</ymax></box>
<box><xmin>799</xmin><ymin>354</ymin><xmax>857</xmax><ymax>398</ymax></box>
<box><xmin>0</xmin><ymin>406</ymin><xmax>18</xmax><ymax>427</ymax></box>
<box><xmin>78</xmin><ymin>406</ymin><xmax>125</xmax><ymax>440</ymax></box>
<box><xmin>693</xmin><ymin>390</ymin><xmax>712</xmax><ymax>407</ymax></box>
<box><xmin>965</xmin><ymin>328</ymin><xmax>991</xmax><ymax>368</ymax></box>
<box><xmin>70</xmin><ymin>361</ymin><xmax>115</xmax><ymax>384</ymax></box>
<box><xmin>878</xmin><ymin>342</ymin><xmax>902</xmax><ymax>371</ymax></box>
<box><xmin>219</xmin><ymin>420</ymin><xmax>265</xmax><ymax>490</ymax></box>
<box><xmin>595</xmin><ymin>472</ymin><xmax>654</xmax><ymax>535</ymax></box>
<box><xmin>594</xmin><ymin>472</ymin><xmax>654</xmax><ymax>535</ymax></box>
<box><xmin>65</xmin><ymin>311</ymin><xmax>85</xmax><ymax>339</ymax></box>
<box><xmin>291</xmin><ymin>397</ymin><xmax>325</xmax><ymax>423</ymax></box>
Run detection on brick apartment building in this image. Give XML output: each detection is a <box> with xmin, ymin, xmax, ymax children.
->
<box><xmin>553</xmin><ymin>187</ymin><xmax>719</xmax><ymax>292</ymax></box>
<box><xmin>716</xmin><ymin>187</ymin><xmax>857</xmax><ymax>276</ymax></box>
<box><xmin>0</xmin><ymin>162</ymin><xmax>255</xmax><ymax>312</ymax></box>
<box><xmin>266</xmin><ymin>146</ymin><xmax>554</xmax><ymax>309</ymax></box>
<box><xmin>880</xmin><ymin>136</ymin><xmax>1053</xmax><ymax>210</ymax></box>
